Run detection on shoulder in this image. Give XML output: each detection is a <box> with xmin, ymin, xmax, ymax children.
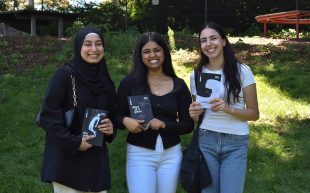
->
<box><xmin>119</xmin><ymin>74</ymin><xmax>132</xmax><ymax>86</ymax></box>
<box><xmin>238</xmin><ymin>63</ymin><xmax>254</xmax><ymax>76</ymax></box>
<box><xmin>49</xmin><ymin>65</ymin><xmax>71</xmax><ymax>84</ymax></box>
<box><xmin>173</xmin><ymin>77</ymin><xmax>189</xmax><ymax>91</ymax></box>
<box><xmin>238</xmin><ymin>63</ymin><xmax>256</xmax><ymax>85</ymax></box>
<box><xmin>117</xmin><ymin>74</ymin><xmax>133</xmax><ymax>93</ymax></box>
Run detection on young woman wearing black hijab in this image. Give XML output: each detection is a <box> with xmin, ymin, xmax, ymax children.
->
<box><xmin>38</xmin><ymin>27</ymin><xmax>116</xmax><ymax>193</ymax></box>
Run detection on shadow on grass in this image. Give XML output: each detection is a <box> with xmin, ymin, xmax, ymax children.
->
<box><xmin>246</xmin><ymin>116</ymin><xmax>310</xmax><ymax>193</ymax></box>
<box><xmin>233</xmin><ymin>42</ymin><xmax>310</xmax><ymax>104</ymax></box>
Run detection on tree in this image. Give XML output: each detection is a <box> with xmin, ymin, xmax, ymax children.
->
<box><xmin>35</xmin><ymin>0</ymin><xmax>70</xmax><ymax>11</ymax></box>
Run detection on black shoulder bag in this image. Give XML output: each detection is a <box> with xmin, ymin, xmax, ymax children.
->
<box><xmin>35</xmin><ymin>65</ymin><xmax>77</xmax><ymax>128</ymax></box>
<box><xmin>180</xmin><ymin>69</ymin><xmax>212</xmax><ymax>193</ymax></box>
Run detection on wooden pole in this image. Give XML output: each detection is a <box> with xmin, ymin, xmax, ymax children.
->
<box><xmin>31</xmin><ymin>15</ymin><xmax>36</xmax><ymax>37</ymax></box>
<box><xmin>296</xmin><ymin>16</ymin><xmax>300</xmax><ymax>39</ymax></box>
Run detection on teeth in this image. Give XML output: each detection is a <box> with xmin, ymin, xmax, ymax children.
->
<box><xmin>150</xmin><ymin>60</ymin><xmax>158</xmax><ymax>64</ymax></box>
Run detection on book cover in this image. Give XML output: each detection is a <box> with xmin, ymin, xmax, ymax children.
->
<box><xmin>127</xmin><ymin>95</ymin><xmax>153</xmax><ymax>129</ymax></box>
<box><xmin>81</xmin><ymin>108</ymin><xmax>108</xmax><ymax>147</ymax></box>
<box><xmin>196</xmin><ymin>72</ymin><xmax>222</xmax><ymax>109</ymax></box>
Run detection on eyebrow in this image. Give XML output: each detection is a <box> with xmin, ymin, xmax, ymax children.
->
<box><xmin>200</xmin><ymin>34</ymin><xmax>218</xmax><ymax>39</ymax></box>
<box><xmin>83</xmin><ymin>40</ymin><xmax>102</xmax><ymax>43</ymax></box>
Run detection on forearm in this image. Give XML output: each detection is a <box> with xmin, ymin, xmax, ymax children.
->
<box><xmin>226</xmin><ymin>107</ymin><xmax>259</xmax><ymax>121</ymax></box>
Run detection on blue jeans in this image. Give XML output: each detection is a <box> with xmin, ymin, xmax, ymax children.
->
<box><xmin>199</xmin><ymin>129</ymin><xmax>249</xmax><ymax>193</ymax></box>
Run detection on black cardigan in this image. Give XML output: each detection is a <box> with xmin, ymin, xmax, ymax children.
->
<box><xmin>115</xmin><ymin>75</ymin><xmax>194</xmax><ymax>149</ymax></box>
<box><xmin>39</xmin><ymin>65</ymin><xmax>116</xmax><ymax>191</ymax></box>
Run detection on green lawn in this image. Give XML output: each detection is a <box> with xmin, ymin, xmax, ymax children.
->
<box><xmin>0</xmin><ymin>34</ymin><xmax>309</xmax><ymax>193</ymax></box>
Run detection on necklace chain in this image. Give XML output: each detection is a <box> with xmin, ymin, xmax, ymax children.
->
<box><xmin>148</xmin><ymin>78</ymin><xmax>163</xmax><ymax>94</ymax></box>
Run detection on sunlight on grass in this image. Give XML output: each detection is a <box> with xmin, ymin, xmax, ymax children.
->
<box><xmin>256</xmin><ymin>75</ymin><xmax>310</xmax><ymax>124</ymax></box>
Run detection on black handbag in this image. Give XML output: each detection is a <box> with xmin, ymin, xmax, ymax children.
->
<box><xmin>180</xmin><ymin>68</ymin><xmax>212</xmax><ymax>193</ymax></box>
<box><xmin>35</xmin><ymin>65</ymin><xmax>77</xmax><ymax>128</ymax></box>
<box><xmin>179</xmin><ymin>117</ymin><xmax>212</xmax><ymax>193</ymax></box>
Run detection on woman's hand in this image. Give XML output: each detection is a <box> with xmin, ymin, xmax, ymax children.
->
<box><xmin>209</xmin><ymin>98</ymin><xmax>231</xmax><ymax>113</ymax></box>
<box><xmin>147</xmin><ymin>118</ymin><xmax>165</xmax><ymax>131</ymax></box>
<box><xmin>79</xmin><ymin>135</ymin><xmax>94</xmax><ymax>151</ymax></box>
<box><xmin>123</xmin><ymin>117</ymin><xmax>146</xmax><ymax>133</ymax></box>
<box><xmin>189</xmin><ymin>102</ymin><xmax>204</xmax><ymax>122</ymax></box>
<box><xmin>98</xmin><ymin>118</ymin><xmax>114</xmax><ymax>136</ymax></box>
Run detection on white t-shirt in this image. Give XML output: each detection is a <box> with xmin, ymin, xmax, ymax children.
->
<box><xmin>190</xmin><ymin>64</ymin><xmax>256</xmax><ymax>135</ymax></box>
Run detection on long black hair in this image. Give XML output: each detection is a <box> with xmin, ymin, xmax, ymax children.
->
<box><xmin>196</xmin><ymin>22</ymin><xmax>241</xmax><ymax>104</ymax></box>
<box><xmin>130</xmin><ymin>32</ymin><xmax>177</xmax><ymax>89</ymax></box>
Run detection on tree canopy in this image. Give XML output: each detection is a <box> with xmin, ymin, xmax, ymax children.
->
<box><xmin>1</xmin><ymin>0</ymin><xmax>310</xmax><ymax>34</ymax></box>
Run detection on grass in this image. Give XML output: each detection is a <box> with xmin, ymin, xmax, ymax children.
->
<box><xmin>0</xmin><ymin>33</ymin><xmax>309</xmax><ymax>193</ymax></box>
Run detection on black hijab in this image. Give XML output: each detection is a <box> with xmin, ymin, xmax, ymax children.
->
<box><xmin>69</xmin><ymin>27</ymin><xmax>114</xmax><ymax>95</ymax></box>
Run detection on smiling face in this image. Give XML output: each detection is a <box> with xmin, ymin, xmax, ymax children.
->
<box><xmin>200</xmin><ymin>27</ymin><xmax>226</xmax><ymax>62</ymax></box>
<box><xmin>80</xmin><ymin>33</ymin><xmax>104</xmax><ymax>64</ymax></box>
<box><xmin>141</xmin><ymin>41</ymin><xmax>165</xmax><ymax>71</ymax></box>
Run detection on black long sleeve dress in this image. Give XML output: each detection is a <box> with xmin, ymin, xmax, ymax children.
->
<box><xmin>39</xmin><ymin>65</ymin><xmax>116</xmax><ymax>192</ymax></box>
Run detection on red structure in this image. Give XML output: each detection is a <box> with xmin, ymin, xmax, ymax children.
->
<box><xmin>255</xmin><ymin>10</ymin><xmax>310</xmax><ymax>38</ymax></box>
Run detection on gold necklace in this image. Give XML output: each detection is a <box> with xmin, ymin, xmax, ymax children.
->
<box><xmin>148</xmin><ymin>78</ymin><xmax>163</xmax><ymax>94</ymax></box>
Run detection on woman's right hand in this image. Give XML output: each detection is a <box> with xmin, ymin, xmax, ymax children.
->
<box><xmin>189</xmin><ymin>102</ymin><xmax>204</xmax><ymax>122</ymax></box>
<box><xmin>79</xmin><ymin>135</ymin><xmax>94</xmax><ymax>151</ymax></box>
<box><xmin>123</xmin><ymin>117</ymin><xmax>146</xmax><ymax>133</ymax></box>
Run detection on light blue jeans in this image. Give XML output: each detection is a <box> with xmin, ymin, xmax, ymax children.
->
<box><xmin>199</xmin><ymin>129</ymin><xmax>249</xmax><ymax>193</ymax></box>
<box><xmin>126</xmin><ymin>136</ymin><xmax>182</xmax><ymax>193</ymax></box>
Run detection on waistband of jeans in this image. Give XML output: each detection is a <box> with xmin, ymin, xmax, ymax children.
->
<box><xmin>200</xmin><ymin>128</ymin><xmax>249</xmax><ymax>136</ymax></box>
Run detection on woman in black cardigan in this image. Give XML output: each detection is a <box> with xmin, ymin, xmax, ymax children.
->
<box><xmin>115</xmin><ymin>32</ymin><xmax>194</xmax><ymax>193</ymax></box>
<box><xmin>38</xmin><ymin>27</ymin><xmax>116</xmax><ymax>193</ymax></box>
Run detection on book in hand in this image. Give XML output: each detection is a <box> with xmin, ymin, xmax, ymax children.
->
<box><xmin>127</xmin><ymin>95</ymin><xmax>153</xmax><ymax>129</ymax></box>
<box><xmin>196</xmin><ymin>73</ymin><xmax>222</xmax><ymax>109</ymax></box>
<box><xmin>81</xmin><ymin>108</ymin><xmax>108</xmax><ymax>147</ymax></box>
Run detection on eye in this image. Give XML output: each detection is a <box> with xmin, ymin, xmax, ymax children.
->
<box><xmin>142</xmin><ymin>50</ymin><xmax>150</xmax><ymax>54</ymax></box>
<box><xmin>83</xmin><ymin>43</ymin><xmax>92</xmax><ymax>47</ymax></box>
<box><xmin>210</xmin><ymin>37</ymin><xmax>217</xmax><ymax>41</ymax></box>
<box><xmin>154</xmin><ymin>48</ymin><xmax>161</xmax><ymax>52</ymax></box>
<box><xmin>200</xmin><ymin>38</ymin><xmax>207</xmax><ymax>43</ymax></box>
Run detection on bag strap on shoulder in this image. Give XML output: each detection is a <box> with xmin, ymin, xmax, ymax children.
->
<box><xmin>64</xmin><ymin>64</ymin><xmax>77</xmax><ymax>107</ymax></box>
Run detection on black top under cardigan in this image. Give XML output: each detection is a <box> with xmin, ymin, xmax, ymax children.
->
<box><xmin>115</xmin><ymin>75</ymin><xmax>194</xmax><ymax>149</ymax></box>
<box><xmin>39</xmin><ymin>65</ymin><xmax>116</xmax><ymax>192</ymax></box>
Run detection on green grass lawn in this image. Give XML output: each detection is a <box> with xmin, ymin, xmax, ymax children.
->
<box><xmin>0</xmin><ymin>34</ymin><xmax>309</xmax><ymax>193</ymax></box>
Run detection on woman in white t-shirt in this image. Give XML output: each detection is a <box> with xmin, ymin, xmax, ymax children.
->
<box><xmin>189</xmin><ymin>22</ymin><xmax>259</xmax><ymax>193</ymax></box>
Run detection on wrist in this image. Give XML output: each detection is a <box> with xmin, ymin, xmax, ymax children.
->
<box><xmin>229</xmin><ymin>107</ymin><xmax>234</xmax><ymax>115</ymax></box>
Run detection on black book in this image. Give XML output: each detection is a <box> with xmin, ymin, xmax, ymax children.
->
<box><xmin>127</xmin><ymin>95</ymin><xmax>153</xmax><ymax>129</ymax></box>
<box><xmin>81</xmin><ymin>108</ymin><xmax>108</xmax><ymax>147</ymax></box>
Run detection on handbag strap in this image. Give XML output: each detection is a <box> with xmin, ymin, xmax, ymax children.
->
<box><xmin>64</xmin><ymin>64</ymin><xmax>77</xmax><ymax>107</ymax></box>
<box><xmin>71</xmin><ymin>75</ymin><xmax>77</xmax><ymax>107</ymax></box>
<box><xmin>192</xmin><ymin>68</ymin><xmax>205</xmax><ymax>144</ymax></box>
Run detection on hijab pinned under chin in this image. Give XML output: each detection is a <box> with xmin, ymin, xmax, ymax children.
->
<box><xmin>69</xmin><ymin>27</ymin><xmax>114</xmax><ymax>95</ymax></box>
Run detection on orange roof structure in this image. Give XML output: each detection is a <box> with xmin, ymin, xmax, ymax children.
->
<box><xmin>255</xmin><ymin>10</ymin><xmax>310</xmax><ymax>38</ymax></box>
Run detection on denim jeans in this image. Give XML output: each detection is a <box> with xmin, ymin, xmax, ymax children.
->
<box><xmin>198</xmin><ymin>129</ymin><xmax>249</xmax><ymax>193</ymax></box>
<box><xmin>126</xmin><ymin>136</ymin><xmax>182</xmax><ymax>193</ymax></box>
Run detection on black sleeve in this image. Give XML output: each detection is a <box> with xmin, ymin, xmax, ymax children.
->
<box><xmin>161</xmin><ymin>79</ymin><xmax>194</xmax><ymax>135</ymax></box>
<box><xmin>104</xmin><ymin>83</ymin><xmax>117</xmax><ymax>143</ymax></box>
<box><xmin>39</xmin><ymin>68</ymin><xmax>81</xmax><ymax>154</ymax></box>
<box><xmin>115</xmin><ymin>76</ymin><xmax>131</xmax><ymax>130</ymax></box>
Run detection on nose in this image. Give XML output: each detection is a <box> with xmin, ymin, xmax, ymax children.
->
<box><xmin>150</xmin><ymin>51</ymin><xmax>156</xmax><ymax>57</ymax></box>
<box><xmin>205</xmin><ymin>39</ymin><xmax>211</xmax><ymax>46</ymax></box>
<box><xmin>91</xmin><ymin>44</ymin><xmax>96</xmax><ymax>51</ymax></box>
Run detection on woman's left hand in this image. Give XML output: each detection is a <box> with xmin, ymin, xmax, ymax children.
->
<box><xmin>147</xmin><ymin>118</ymin><xmax>165</xmax><ymax>131</ymax></box>
<box><xmin>209</xmin><ymin>98</ymin><xmax>231</xmax><ymax>113</ymax></box>
<box><xmin>98</xmin><ymin>118</ymin><xmax>114</xmax><ymax>135</ymax></box>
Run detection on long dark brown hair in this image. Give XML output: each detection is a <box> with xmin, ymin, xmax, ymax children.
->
<box><xmin>196</xmin><ymin>22</ymin><xmax>241</xmax><ymax>104</ymax></box>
